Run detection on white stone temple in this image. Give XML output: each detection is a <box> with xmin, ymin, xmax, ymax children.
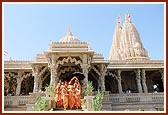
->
<box><xmin>109</xmin><ymin>12</ymin><xmax>149</xmax><ymax>61</ymax></box>
<box><xmin>4</xmin><ymin>12</ymin><xmax>164</xmax><ymax>111</ymax></box>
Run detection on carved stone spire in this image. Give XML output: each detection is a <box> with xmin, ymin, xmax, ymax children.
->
<box><xmin>109</xmin><ymin>11</ymin><xmax>149</xmax><ymax>60</ymax></box>
<box><xmin>109</xmin><ymin>16</ymin><xmax>122</xmax><ymax>60</ymax></box>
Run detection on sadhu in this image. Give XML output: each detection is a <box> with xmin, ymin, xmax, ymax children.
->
<box><xmin>54</xmin><ymin>76</ymin><xmax>82</xmax><ymax>110</ymax></box>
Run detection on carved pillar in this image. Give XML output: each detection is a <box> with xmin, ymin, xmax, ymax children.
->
<box><xmin>39</xmin><ymin>77</ymin><xmax>43</xmax><ymax>91</ymax></box>
<box><xmin>141</xmin><ymin>69</ymin><xmax>148</xmax><ymax>93</ymax></box>
<box><xmin>116</xmin><ymin>70</ymin><xmax>123</xmax><ymax>94</ymax></box>
<box><xmin>48</xmin><ymin>55</ymin><xmax>59</xmax><ymax>89</ymax></box>
<box><xmin>82</xmin><ymin>65</ymin><xmax>89</xmax><ymax>86</ymax></box>
<box><xmin>159</xmin><ymin>69</ymin><xmax>164</xmax><ymax>88</ymax></box>
<box><xmin>99</xmin><ymin>64</ymin><xmax>107</xmax><ymax>91</ymax></box>
<box><xmin>32</xmin><ymin>65</ymin><xmax>40</xmax><ymax>93</ymax></box>
<box><xmin>16</xmin><ymin>71</ymin><xmax>23</xmax><ymax>95</ymax></box>
<box><xmin>4</xmin><ymin>73</ymin><xmax>10</xmax><ymax>95</ymax></box>
<box><xmin>135</xmin><ymin>69</ymin><xmax>143</xmax><ymax>93</ymax></box>
<box><xmin>82</xmin><ymin>54</ymin><xmax>90</xmax><ymax>86</ymax></box>
<box><xmin>50</xmin><ymin>65</ymin><xmax>58</xmax><ymax>89</ymax></box>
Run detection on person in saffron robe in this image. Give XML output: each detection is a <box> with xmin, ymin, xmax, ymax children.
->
<box><xmin>75</xmin><ymin>85</ymin><xmax>81</xmax><ymax>109</ymax></box>
<box><xmin>63</xmin><ymin>81</ymin><xmax>69</xmax><ymax>110</ymax></box>
<box><xmin>60</xmin><ymin>82</ymin><xmax>65</xmax><ymax>107</ymax></box>
<box><xmin>68</xmin><ymin>82</ymin><xmax>75</xmax><ymax>109</ymax></box>
<box><xmin>54</xmin><ymin>82</ymin><xmax>59</xmax><ymax>103</ymax></box>
<box><xmin>55</xmin><ymin>82</ymin><xmax>62</xmax><ymax>108</ymax></box>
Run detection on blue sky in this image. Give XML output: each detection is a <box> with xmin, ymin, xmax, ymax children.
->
<box><xmin>3</xmin><ymin>3</ymin><xmax>165</xmax><ymax>60</ymax></box>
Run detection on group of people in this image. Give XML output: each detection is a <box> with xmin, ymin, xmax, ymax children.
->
<box><xmin>54</xmin><ymin>76</ymin><xmax>81</xmax><ymax>110</ymax></box>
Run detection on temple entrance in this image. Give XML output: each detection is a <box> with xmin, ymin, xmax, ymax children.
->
<box><xmin>59</xmin><ymin>71</ymin><xmax>85</xmax><ymax>86</ymax></box>
<box><xmin>58</xmin><ymin>60</ymin><xmax>84</xmax><ymax>86</ymax></box>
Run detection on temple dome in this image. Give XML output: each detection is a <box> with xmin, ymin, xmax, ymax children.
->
<box><xmin>58</xmin><ymin>27</ymin><xmax>80</xmax><ymax>43</ymax></box>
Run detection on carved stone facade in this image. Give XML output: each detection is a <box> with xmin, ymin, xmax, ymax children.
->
<box><xmin>4</xmin><ymin>14</ymin><xmax>164</xmax><ymax>97</ymax></box>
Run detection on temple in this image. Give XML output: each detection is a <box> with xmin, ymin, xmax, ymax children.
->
<box><xmin>4</xmin><ymin>12</ymin><xmax>164</xmax><ymax>111</ymax></box>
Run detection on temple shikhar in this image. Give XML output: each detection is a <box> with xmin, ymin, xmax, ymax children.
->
<box><xmin>4</xmin><ymin>12</ymin><xmax>164</xmax><ymax>111</ymax></box>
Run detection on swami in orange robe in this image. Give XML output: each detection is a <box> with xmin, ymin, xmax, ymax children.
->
<box><xmin>68</xmin><ymin>84</ymin><xmax>76</xmax><ymax>109</ymax></box>
<box><xmin>63</xmin><ymin>82</ymin><xmax>69</xmax><ymax>110</ymax></box>
<box><xmin>75</xmin><ymin>85</ymin><xmax>81</xmax><ymax>109</ymax></box>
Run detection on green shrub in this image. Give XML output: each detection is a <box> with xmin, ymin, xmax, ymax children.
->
<box><xmin>82</xmin><ymin>81</ymin><xmax>94</xmax><ymax>96</ymax></box>
<box><xmin>34</xmin><ymin>94</ymin><xmax>49</xmax><ymax>111</ymax></box>
<box><xmin>92</xmin><ymin>90</ymin><xmax>104</xmax><ymax>111</ymax></box>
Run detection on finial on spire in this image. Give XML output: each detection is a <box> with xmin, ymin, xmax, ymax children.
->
<box><xmin>10</xmin><ymin>57</ymin><xmax>13</xmax><ymax>62</ymax></box>
<box><xmin>68</xmin><ymin>26</ymin><xmax>73</xmax><ymax>36</ymax></box>
<box><xmin>116</xmin><ymin>13</ymin><xmax>121</xmax><ymax>24</ymax></box>
<box><xmin>127</xmin><ymin>10</ymin><xmax>130</xmax><ymax>18</ymax></box>
<box><xmin>88</xmin><ymin>40</ymin><xmax>91</xmax><ymax>50</ymax></box>
<box><xmin>125</xmin><ymin>10</ymin><xmax>131</xmax><ymax>22</ymax></box>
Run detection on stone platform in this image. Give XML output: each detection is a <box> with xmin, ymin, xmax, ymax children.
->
<box><xmin>4</xmin><ymin>105</ymin><xmax>27</xmax><ymax>111</ymax></box>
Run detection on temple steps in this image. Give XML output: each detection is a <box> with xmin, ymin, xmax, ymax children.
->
<box><xmin>101</xmin><ymin>101</ymin><xmax>164</xmax><ymax>111</ymax></box>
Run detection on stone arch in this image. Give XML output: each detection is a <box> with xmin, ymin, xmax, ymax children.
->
<box><xmin>58</xmin><ymin>65</ymin><xmax>82</xmax><ymax>82</ymax></box>
<box><xmin>57</xmin><ymin>56</ymin><xmax>82</xmax><ymax>67</ymax></box>
<box><xmin>105</xmin><ymin>71</ymin><xmax>118</xmax><ymax>93</ymax></box>
<box><xmin>57</xmin><ymin>56</ymin><xmax>83</xmax><ymax>83</ymax></box>
<box><xmin>58</xmin><ymin>66</ymin><xmax>79</xmax><ymax>77</ymax></box>
<box><xmin>20</xmin><ymin>72</ymin><xmax>34</xmax><ymax>95</ymax></box>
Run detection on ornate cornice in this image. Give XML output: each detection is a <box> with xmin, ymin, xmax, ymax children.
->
<box><xmin>108</xmin><ymin>60</ymin><xmax>164</xmax><ymax>69</ymax></box>
<box><xmin>4</xmin><ymin>60</ymin><xmax>33</xmax><ymax>70</ymax></box>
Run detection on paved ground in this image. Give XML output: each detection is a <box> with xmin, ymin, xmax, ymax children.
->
<box><xmin>4</xmin><ymin>106</ymin><xmax>83</xmax><ymax>111</ymax></box>
<box><xmin>4</xmin><ymin>105</ymin><xmax>27</xmax><ymax>111</ymax></box>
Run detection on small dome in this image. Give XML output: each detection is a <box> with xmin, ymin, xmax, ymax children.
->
<box><xmin>58</xmin><ymin>27</ymin><xmax>80</xmax><ymax>43</ymax></box>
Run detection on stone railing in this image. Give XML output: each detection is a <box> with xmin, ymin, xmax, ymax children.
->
<box><xmin>4</xmin><ymin>92</ymin><xmax>164</xmax><ymax>107</ymax></box>
<box><xmin>4</xmin><ymin>96</ymin><xmax>31</xmax><ymax>106</ymax></box>
<box><xmin>4</xmin><ymin>92</ymin><xmax>46</xmax><ymax>107</ymax></box>
<box><xmin>103</xmin><ymin>92</ymin><xmax>164</xmax><ymax>103</ymax></box>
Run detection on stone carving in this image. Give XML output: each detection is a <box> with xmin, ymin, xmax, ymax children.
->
<box><xmin>58</xmin><ymin>66</ymin><xmax>80</xmax><ymax>77</ymax></box>
<box><xmin>109</xmin><ymin>12</ymin><xmax>149</xmax><ymax>60</ymax></box>
<box><xmin>57</xmin><ymin>56</ymin><xmax>82</xmax><ymax>66</ymax></box>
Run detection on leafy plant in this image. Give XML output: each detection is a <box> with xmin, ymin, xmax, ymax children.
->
<box><xmin>82</xmin><ymin>81</ymin><xmax>94</xmax><ymax>96</ymax></box>
<box><xmin>34</xmin><ymin>94</ymin><xmax>49</xmax><ymax>111</ymax></box>
<box><xmin>45</xmin><ymin>84</ymin><xmax>54</xmax><ymax>98</ymax></box>
<box><xmin>34</xmin><ymin>84</ymin><xmax>56</xmax><ymax>111</ymax></box>
<box><xmin>45</xmin><ymin>83</ymin><xmax>56</xmax><ymax>109</ymax></box>
<box><xmin>92</xmin><ymin>90</ymin><xmax>104</xmax><ymax>111</ymax></box>
<box><xmin>81</xmin><ymin>98</ymin><xmax>86</xmax><ymax>110</ymax></box>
